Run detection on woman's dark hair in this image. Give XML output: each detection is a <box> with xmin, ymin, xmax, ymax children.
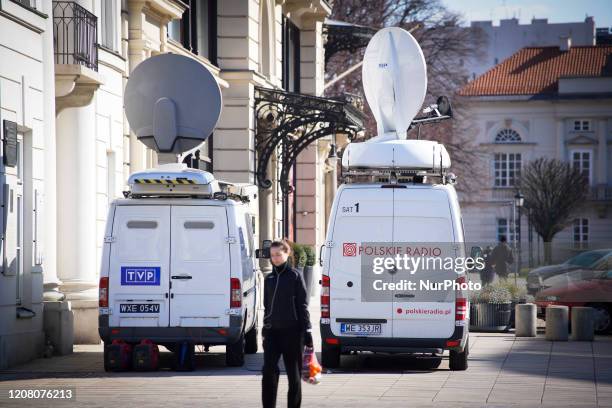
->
<box><xmin>270</xmin><ymin>240</ymin><xmax>291</xmax><ymax>254</ymax></box>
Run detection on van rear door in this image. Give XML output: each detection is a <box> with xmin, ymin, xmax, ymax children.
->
<box><xmin>169</xmin><ymin>205</ymin><xmax>231</xmax><ymax>327</ymax></box>
<box><xmin>108</xmin><ymin>205</ymin><xmax>171</xmax><ymax>327</ymax></box>
<box><xmin>328</xmin><ymin>186</ymin><xmax>394</xmax><ymax>337</ymax></box>
<box><xmin>392</xmin><ymin>187</ymin><xmax>456</xmax><ymax>339</ymax></box>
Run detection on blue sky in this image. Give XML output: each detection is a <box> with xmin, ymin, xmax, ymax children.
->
<box><xmin>441</xmin><ymin>0</ymin><xmax>612</xmax><ymax>27</ymax></box>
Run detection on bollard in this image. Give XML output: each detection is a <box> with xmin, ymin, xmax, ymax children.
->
<box><xmin>515</xmin><ymin>303</ymin><xmax>537</xmax><ymax>337</ymax></box>
<box><xmin>545</xmin><ymin>305</ymin><xmax>569</xmax><ymax>341</ymax></box>
<box><xmin>571</xmin><ymin>306</ymin><xmax>594</xmax><ymax>341</ymax></box>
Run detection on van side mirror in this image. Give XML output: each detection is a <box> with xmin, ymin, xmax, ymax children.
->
<box><xmin>256</xmin><ymin>239</ymin><xmax>272</xmax><ymax>259</ymax></box>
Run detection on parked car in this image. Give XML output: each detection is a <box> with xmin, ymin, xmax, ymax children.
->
<box><xmin>535</xmin><ymin>255</ymin><xmax>612</xmax><ymax>333</ymax></box>
<box><xmin>527</xmin><ymin>249</ymin><xmax>612</xmax><ymax>295</ymax></box>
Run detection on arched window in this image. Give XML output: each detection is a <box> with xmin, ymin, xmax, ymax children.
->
<box><xmin>495</xmin><ymin>128</ymin><xmax>521</xmax><ymax>143</ymax></box>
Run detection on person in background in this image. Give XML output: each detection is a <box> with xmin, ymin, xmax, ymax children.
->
<box><xmin>490</xmin><ymin>236</ymin><xmax>514</xmax><ymax>280</ymax></box>
<box><xmin>262</xmin><ymin>240</ymin><xmax>313</xmax><ymax>408</ymax></box>
<box><xmin>480</xmin><ymin>246</ymin><xmax>495</xmax><ymax>286</ymax></box>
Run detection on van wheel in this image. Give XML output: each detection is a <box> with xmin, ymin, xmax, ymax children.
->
<box><xmin>226</xmin><ymin>333</ymin><xmax>245</xmax><ymax>367</ymax></box>
<box><xmin>321</xmin><ymin>344</ymin><xmax>340</xmax><ymax>369</ymax></box>
<box><xmin>245</xmin><ymin>326</ymin><xmax>258</xmax><ymax>354</ymax></box>
<box><xmin>103</xmin><ymin>342</ymin><xmax>111</xmax><ymax>372</ymax></box>
<box><xmin>449</xmin><ymin>337</ymin><xmax>469</xmax><ymax>371</ymax></box>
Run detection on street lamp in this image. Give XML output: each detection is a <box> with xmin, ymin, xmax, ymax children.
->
<box><xmin>514</xmin><ymin>192</ymin><xmax>524</xmax><ymax>285</ymax></box>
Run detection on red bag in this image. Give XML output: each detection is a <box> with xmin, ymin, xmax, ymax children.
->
<box><xmin>106</xmin><ymin>339</ymin><xmax>133</xmax><ymax>371</ymax></box>
<box><xmin>301</xmin><ymin>346</ymin><xmax>322</xmax><ymax>384</ymax></box>
<box><xmin>133</xmin><ymin>339</ymin><xmax>159</xmax><ymax>371</ymax></box>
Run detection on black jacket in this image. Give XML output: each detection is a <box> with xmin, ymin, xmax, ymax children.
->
<box><xmin>263</xmin><ymin>263</ymin><xmax>311</xmax><ymax>332</ymax></box>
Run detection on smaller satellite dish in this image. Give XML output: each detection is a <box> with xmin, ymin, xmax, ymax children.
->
<box><xmin>362</xmin><ymin>27</ymin><xmax>427</xmax><ymax>140</ymax></box>
<box><xmin>124</xmin><ymin>54</ymin><xmax>222</xmax><ymax>154</ymax></box>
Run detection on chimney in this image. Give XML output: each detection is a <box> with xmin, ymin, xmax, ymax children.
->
<box><xmin>559</xmin><ymin>36</ymin><xmax>571</xmax><ymax>51</ymax></box>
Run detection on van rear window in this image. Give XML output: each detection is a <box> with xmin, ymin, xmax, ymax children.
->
<box><xmin>184</xmin><ymin>221</ymin><xmax>214</xmax><ymax>229</ymax></box>
<box><xmin>126</xmin><ymin>220</ymin><xmax>158</xmax><ymax>229</ymax></box>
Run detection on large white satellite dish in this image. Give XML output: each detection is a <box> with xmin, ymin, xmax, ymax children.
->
<box><xmin>362</xmin><ymin>27</ymin><xmax>427</xmax><ymax>140</ymax></box>
<box><xmin>124</xmin><ymin>53</ymin><xmax>222</xmax><ymax>155</ymax></box>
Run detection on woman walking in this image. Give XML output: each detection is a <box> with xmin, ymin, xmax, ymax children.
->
<box><xmin>262</xmin><ymin>240</ymin><xmax>313</xmax><ymax>408</ymax></box>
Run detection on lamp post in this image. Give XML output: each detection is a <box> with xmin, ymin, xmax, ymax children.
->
<box><xmin>514</xmin><ymin>192</ymin><xmax>524</xmax><ymax>285</ymax></box>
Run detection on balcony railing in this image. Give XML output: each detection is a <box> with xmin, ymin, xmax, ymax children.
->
<box><xmin>53</xmin><ymin>1</ymin><xmax>98</xmax><ymax>71</ymax></box>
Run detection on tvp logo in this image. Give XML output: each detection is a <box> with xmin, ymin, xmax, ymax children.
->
<box><xmin>343</xmin><ymin>243</ymin><xmax>357</xmax><ymax>257</ymax></box>
<box><xmin>121</xmin><ymin>267</ymin><xmax>161</xmax><ymax>286</ymax></box>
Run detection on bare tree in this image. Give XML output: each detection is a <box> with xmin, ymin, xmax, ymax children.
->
<box><xmin>518</xmin><ymin>158</ymin><xmax>589</xmax><ymax>263</ymax></box>
<box><xmin>325</xmin><ymin>0</ymin><xmax>487</xmax><ymax>192</ymax></box>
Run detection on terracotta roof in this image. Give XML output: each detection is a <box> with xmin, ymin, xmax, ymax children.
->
<box><xmin>459</xmin><ymin>46</ymin><xmax>612</xmax><ymax>97</ymax></box>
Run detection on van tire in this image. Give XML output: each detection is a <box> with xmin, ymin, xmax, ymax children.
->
<box><xmin>449</xmin><ymin>337</ymin><xmax>469</xmax><ymax>371</ymax></box>
<box><xmin>103</xmin><ymin>342</ymin><xmax>111</xmax><ymax>372</ymax></box>
<box><xmin>321</xmin><ymin>344</ymin><xmax>340</xmax><ymax>369</ymax></box>
<box><xmin>245</xmin><ymin>326</ymin><xmax>258</xmax><ymax>354</ymax></box>
<box><xmin>226</xmin><ymin>333</ymin><xmax>245</xmax><ymax>367</ymax></box>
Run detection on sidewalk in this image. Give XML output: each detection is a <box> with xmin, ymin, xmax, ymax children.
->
<box><xmin>1</xmin><ymin>294</ymin><xmax>611</xmax><ymax>408</ymax></box>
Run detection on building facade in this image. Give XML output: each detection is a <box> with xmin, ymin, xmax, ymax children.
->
<box><xmin>466</xmin><ymin>17</ymin><xmax>595</xmax><ymax>80</ymax></box>
<box><xmin>459</xmin><ymin>44</ymin><xmax>612</xmax><ymax>265</ymax></box>
<box><xmin>1</xmin><ymin>0</ymin><xmax>339</xmax><ymax>368</ymax></box>
<box><xmin>0</xmin><ymin>0</ymin><xmax>53</xmax><ymax>369</ymax></box>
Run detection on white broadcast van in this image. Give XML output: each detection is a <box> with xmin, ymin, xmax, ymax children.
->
<box><xmin>319</xmin><ymin>28</ymin><xmax>470</xmax><ymax>370</ymax></box>
<box><xmin>97</xmin><ymin>54</ymin><xmax>260</xmax><ymax>369</ymax></box>
<box><xmin>98</xmin><ymin>165</ymin><xmax>259</xmax><ymax>367</ymax></box>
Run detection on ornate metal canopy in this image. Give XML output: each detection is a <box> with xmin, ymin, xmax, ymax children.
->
<box><xmin>254</xmin><ymin>87</ymin><xmax>363</xmax><ymax>194</ymax></box>
<box><xmin>323</xmin><ymin>19</ymin><xmax>376</xmax><ymax>65</ymax></box>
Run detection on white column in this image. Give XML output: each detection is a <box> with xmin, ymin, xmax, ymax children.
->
<box><xmin>41</xmin><ymin>0</ymin><xmax>60</xmax><ymax>299</ymax></box>
<box><xmin>56</xmin><ymin>103</ymin><xmax>98</xmax><ymax>300</ymax></box>
<box><xmin>127</xmin><ymin>1</ymin><xmax>147</xmax><ymax>172</ymax></box>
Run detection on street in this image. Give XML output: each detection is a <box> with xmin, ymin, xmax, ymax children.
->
<box><xmin>1</xmin><ymin>297</ymin><xmax>611</xmax><ymax>408</ymax></box>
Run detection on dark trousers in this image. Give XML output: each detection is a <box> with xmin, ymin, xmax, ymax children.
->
<box><xmin>262</xmin><ymin>328</ymin><xmax>303</xmax><ymax>408</ymax></box>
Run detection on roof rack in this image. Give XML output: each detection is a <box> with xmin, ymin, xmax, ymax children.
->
<box><xmin>340</xmin><ymin>139</ymin><xmax>454</xmax><ymax>184</ymax></box>
<box><xmin>343</xmin><ymin>167</ymin><xmax>456</xmax><ymax>185</ymax></box>
<box><xmin>127</xmin><ymin>163</ymin><xmax>220</xmax><ymax>198</ymax></box>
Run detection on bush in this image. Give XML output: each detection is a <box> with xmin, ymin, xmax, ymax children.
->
<box><xmin>498</xmin><ymin>280</ymin><xmax>528</xmax><ymax>302</ymax></box>
<box><xmin>470</xmin><ymin>280</ymin><xmax>531</xmax><ymax>304</ymax></box>
<box><xmin>470</xmin><ymin>281</ymin><xmax>512</xmax><ymax>304</ymax></box>
<box><xmin>303</xmin><ymin>246</ymin><xmax>316</xmax><ymax>267</ymax></box>
<box><xmin>290</xmin><ymin>243</ymin><xmax>307</xmax><ymax>267</ymax></box>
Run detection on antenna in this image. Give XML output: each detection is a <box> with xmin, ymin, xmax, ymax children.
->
<box><xmin>362</xmin><ymin>27</ymin><xmax>427</xmax><ymax>141</ymax></box>
<box><xmin>124</xmin><ymin>54</ymin><xmax>222</xmax><ymax>163</ymax></box>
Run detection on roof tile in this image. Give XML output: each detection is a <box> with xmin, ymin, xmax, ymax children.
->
<box><xmin>459</xmin><ymin>46</ymin><xmax>612</xmax><ymax>96</ymax></box>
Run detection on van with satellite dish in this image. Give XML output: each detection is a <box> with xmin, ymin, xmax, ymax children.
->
<box><xmin>319</xmin><ymin>27</ymin><xmax>469</xmax><ymax>370</ymax></box>
<box><xmin>98</xmin><ymin>54</ymin><xmax>260</xmax><ymax>369</ymax></box>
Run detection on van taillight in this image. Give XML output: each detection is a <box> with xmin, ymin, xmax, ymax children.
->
<box><xmin>455</xmin><ymin>275</ymin><xmax>467</xmax><ymax>321</ymax></box>
<box><xmin>230</xmin><ymin>278</ymin><xmax>241</xmax><ymax>308</ymax></box>
<box><xmin>455</xmin><ymin>298</ymin><xmax>467</xmax><ymax>321</ymax></box>
<box><xmin>99</xmin><ymin>277</ymin><xmax>109</xmax><ymax>308</ymax></box>
<box><xmin>321</xmin><ymin>275</ymin><xmax>330</xmax><ymax>318</ymax></box>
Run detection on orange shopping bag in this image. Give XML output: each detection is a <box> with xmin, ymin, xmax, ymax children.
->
<box><xmin>301</xmin><ymin>346</ymin><xmax>322</xmax><ymax>384</ymax></box>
